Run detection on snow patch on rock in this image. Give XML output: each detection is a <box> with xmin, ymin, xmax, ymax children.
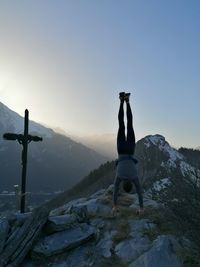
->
<box><xmin>180</xmin><ymin>161</ymin><xmax>200</xmax><ymax>185</ymax></box>
<box><xmin>145</xmin><ymin>135</ymin><xmax>183</xmax><ymax>169</ymax></box>
<box><xmin>153</xmin><ymin>178</ymin><xmax>171</xmax><ymax>192</ymax></box>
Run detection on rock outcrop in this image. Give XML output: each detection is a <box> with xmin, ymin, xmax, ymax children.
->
<box><xmin>19</xmin><ymin>187</ymin><xmax>185</xmax><ymax>267</ymax></box>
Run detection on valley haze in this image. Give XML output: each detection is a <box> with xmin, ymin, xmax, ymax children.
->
<box><xmin>0</xmin><ymin>102</ymin><xmax>108</xmax><ymax>194</ymax></box>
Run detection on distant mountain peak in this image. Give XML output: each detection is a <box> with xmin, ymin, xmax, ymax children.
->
<box><xmin>0</xmin><ymin>102</ymin><xmax>53</xmax><ymax>137</ymax></box>
<box><xmin>0</xmin><ymin>102</ymin><xmax>108</xmax><ymax>193</ymax></box>
<box><xmin>144</xmin><ymin>134</ymin><xmax>166</xmax><ymax>146</ymax></box>
<box><xmin>144</xmin><ymin>134</ymin><xmax>183</xmax><ymax>163</ymax></box>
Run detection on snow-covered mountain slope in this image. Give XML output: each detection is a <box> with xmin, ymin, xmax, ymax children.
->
<box><xmin>144</xmin><ymin>134</ymin><xmax>183</xmax><ymax>164</ymax></box>
<box><xmin>136</xmin><ymin>134</ymin><xmax>200</xmax><ymax>193</ymax></box>
<box><xmin>67</xmin><ymin>134</ymin><xmax>200</xmax><ymax>202</ymax></box>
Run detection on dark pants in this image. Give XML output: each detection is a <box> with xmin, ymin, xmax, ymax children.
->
<box><xmin>117</xmin><ymin>102</ymin><xmax>135</xmax><ymax>155</ymax></box>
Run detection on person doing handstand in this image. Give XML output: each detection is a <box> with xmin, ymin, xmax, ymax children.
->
<box><xmin>113</xmin><ymin>92</ymin><xmax>144</xmax><ymax>214</ymax></box>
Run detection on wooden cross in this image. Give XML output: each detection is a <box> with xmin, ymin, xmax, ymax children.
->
<box><xmin>3</xmin><ymin>109</ymin><xmax>43</xmax><ymax>213</ymax></box>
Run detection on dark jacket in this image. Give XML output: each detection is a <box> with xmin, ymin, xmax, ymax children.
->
<box><xmin>115</xmin><ymin>154</ymin><xmax>138</xmax><ymax>180</ymax></box>
<box><xmin>113</xmin><ymin>154</ymin><xmax>143</xmax><ymax>208</ymax></box>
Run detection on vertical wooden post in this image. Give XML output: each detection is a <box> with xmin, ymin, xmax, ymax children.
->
<box><xmin>20</xmin><ymin>109</ymin><xmax>29</xmax><ymax>213</ymax></box>
<box><xmin>3</xmin><ymin>109</ymin><xmax>42</xmax><ymax>214</ymax></box>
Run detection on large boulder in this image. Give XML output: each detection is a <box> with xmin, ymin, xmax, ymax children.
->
<box><xmin>75</xmin><ymin>198</ymin><xmax>112</xmax><ymax>218</ymax></box>
<box><xmin>115</xmin><ymin>236</ymin><xmax>151</xmax><ymax>263</ymax></box>
<box><xmin>115</xmin><ymin>219</ymin><xmax>156</xmax><ymax>263</ymax></box>
<box><xmin>32</xmin><ymin>223</ymin><xmax>96</xmax><ymax>258</ymax></box>
<box><xmin>128</xmin><ymin>219</ymin><xmax>156</xmax><ymax>238</ymax></box>
<box><xmin>44</xmin><ymin>214</ymin><xmax>79</xmax><ymax>234</ymax></box>
<box><xmin>49</xmin><ymin>198</ymin><xmax>87</xmax><ymax>216</ymax></box>
<box><xmin>129</xmin><ymin>235</ymin><xmax>182</xmax><ymax>267</ymax></box>
<box><xmin>45</xmin><ymin>205</ymin><xmax>90</xmax><ymax>234</ymax></box>
<box><xmin>53</xmin><ymin>242</ymin><xmax>99</xmax><ymax>267</ymax></box>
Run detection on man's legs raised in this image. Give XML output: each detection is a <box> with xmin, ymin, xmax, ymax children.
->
<box><xmin>126</xmin><ymin>100</ymin><xmax>135</xmax><ymax>153</ymax></box>
<box><xmin>117</xmin><ymin>96</ymin><xmax>126</xmax><ymax>154</ymax></box>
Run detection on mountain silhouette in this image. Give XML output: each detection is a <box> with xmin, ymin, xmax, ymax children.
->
<box><xmin>0</xmin><ymin>102</ymin><xmax>108</xmax><ymax>192</ymax></box>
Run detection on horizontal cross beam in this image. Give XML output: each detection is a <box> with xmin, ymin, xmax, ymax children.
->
<box><xmin>3</xmin><ymin>133</ymin><xmax>43</xmax><ymax>142</ymax></box>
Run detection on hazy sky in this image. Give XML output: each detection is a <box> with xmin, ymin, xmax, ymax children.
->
<box><xmin>0</xmin><ymin>0</ymin><xmax>199</xmax><ymax>148</ymax></box>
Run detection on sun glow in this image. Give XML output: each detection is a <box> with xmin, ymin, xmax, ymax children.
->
<box><xmin>0</xmin><ymin>71</ymin><xmax>29</xmax><ymax>116</ymax></box>
<box><xmin>0</xmin><ymin>71</ymin><xmax>12</xmax><ymax>93</ymax></box>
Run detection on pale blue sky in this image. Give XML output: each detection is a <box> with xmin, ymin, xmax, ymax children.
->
<box><xmin>0</xmin><ymin>0</ymin><xmax>199</xmax><ymax>148</ymax></box>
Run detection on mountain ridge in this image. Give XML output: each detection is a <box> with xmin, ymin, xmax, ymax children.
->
<box><xmin>0</xmin><ymin>102</ymin><xmax>108</xmax><ymax>193</ymax></box>
<box><xmin>0</xmin><ymin>102</ymin><xmax>54</xmax><ymax>138</ymax></box>
<box><xmin>50</xmin><ymin>133</ymin><xmax>200</xmax><ymax>206</ymax></box>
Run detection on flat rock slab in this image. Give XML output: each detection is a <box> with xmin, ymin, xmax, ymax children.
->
<box><xmin>68</xmin><ymin>205</ymin><xmax>89</xmax><ymax>223</ymax></box>
<box><xmin>96</xmin><ymin>230</ymin><xmax>117</xmax><ymax>258</ymax></box>
<box><xmin>128</xmin><ymin>219</ymin><xmax>156</xmax><ymax>238</ymax></box>
<box><xmin>76</xmin><ymin>199</ymin><xmax>112</xmax><ymax>218</ymax></box>
<box><xmin>26</xmin><ymin>241</ymin><xmax>99</xmax><ymax>267</ymax></box>
<box><xmin>115</xmin><ymin>236</ymin><xmax>151</xmax><ymax>263</ymax></box>
<box><xmin>50</xmin><ymin>198</ymin><xmax>87</xmax><ymax>216</ymax></box>
<box><xmin>129</xmin><ymin>235</ymin><xmax>182</xmax><ymax>267</ymax></box>
<box><xmin>57</xmin><ymin>242</ymin><xmax>99</xmax><ymax>267</ymax></box>
<box><xmin>45</xmin><ymin>205</ymin><xmax>90</xmax><ymax>234</ymax></box>
<box><xmin>32</xmin><ymin>223</ymin><xmax>95</xmax><ymax>257</ymax></box>
<box><xmin>0</xmin><ymin>218</ymin><xmax>10</xmax><ymax>253</ymax></box>
<box><xmin>44</xmin><ymin>214</ymin><xmax>78</xmax><ymax>234</ymax></box>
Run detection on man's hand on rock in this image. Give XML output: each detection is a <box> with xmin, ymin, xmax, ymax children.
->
<box><xmin>136</xmin><ymin>208</ymin><xmax>144</xmax><ymax>215</ymax></box>
<box><xmin>112</xmin><ymin>205</ymin><xmax>120</xmax><ymax>215</ymax></box>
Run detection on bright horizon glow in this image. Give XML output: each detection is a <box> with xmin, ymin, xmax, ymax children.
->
<box><xmin>0</xmin><ymin>1</ymin><xmax>200</xmax><ymax>149</ymax></box>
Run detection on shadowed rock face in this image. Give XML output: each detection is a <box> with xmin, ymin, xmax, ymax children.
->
<box><xmin>32</xmin><ymin>223</ymin><xmax>95</xmax><ymax>258</ymax></box>
<box><xmin>129</xmin><ymin>235</ymin><xmax>182</xmax><ymax>267</ymax></box>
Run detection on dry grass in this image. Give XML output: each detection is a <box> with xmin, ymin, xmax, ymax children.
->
<box><xmin>143</xmin><ymin>206</ymin><xmax>176</xmax><ymax>236</ymax></box>
<box><xmin>112</xmin><ymin>219</ymin><xmax>130</xmax><ymax>244</ymax></box>
<box><xmin>117</xmin><ymin>194</ymin><xmax>135</xmax><ymax>207</ymax></box>
<box><xmin>119</xmin><ymin>205</ymin><xmax>140</xmax><ymax>218</ymax></box>
<box><xmin>99</xmin><ymin>255</ymin><xmax>127</xmax><ymax>267</ymax></box>
<box><xmin>100</xmin><ymin>195</ymin><xmax>113</xmax><ymax>206</ymax></box>
<box><xmin>142</xmin><ymin>227</ymin><xmax>160</xmax><ymax>241</ymax></box>
<box><xmin>177</xmin><ymin>248</ymin><xmax>200</xmax><ymax>267</ymax></box>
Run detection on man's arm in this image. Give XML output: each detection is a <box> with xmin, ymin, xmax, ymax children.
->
<box><xmin>133</xmin><ymin>177</ymin><xmax>143</xmax><ymax>208</ymax></box>
<box><xmin>113</xmin><ymin>176</ymin><xmax>121</xmax><ymax>206</ymax></box>
<box><xmin>133</xmin><ymin>177</ymin><xmax>144</xmax><ymax>214</ymax></box>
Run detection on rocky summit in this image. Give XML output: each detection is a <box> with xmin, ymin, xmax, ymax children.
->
<box><xmin>1</xmin><ymin>185</ymin><xmax>188</xmax><ymax>267</ymax></box>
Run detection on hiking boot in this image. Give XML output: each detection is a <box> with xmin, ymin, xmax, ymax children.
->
<box><xmin>124</xmin><ymin>93</ymin><xmax>131</xmax><ymax>102</ymax></box>
<box><xmin>119</xmin><ymin>92</ymin><xmax>125</xmax><ymax>102</ymax></box>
